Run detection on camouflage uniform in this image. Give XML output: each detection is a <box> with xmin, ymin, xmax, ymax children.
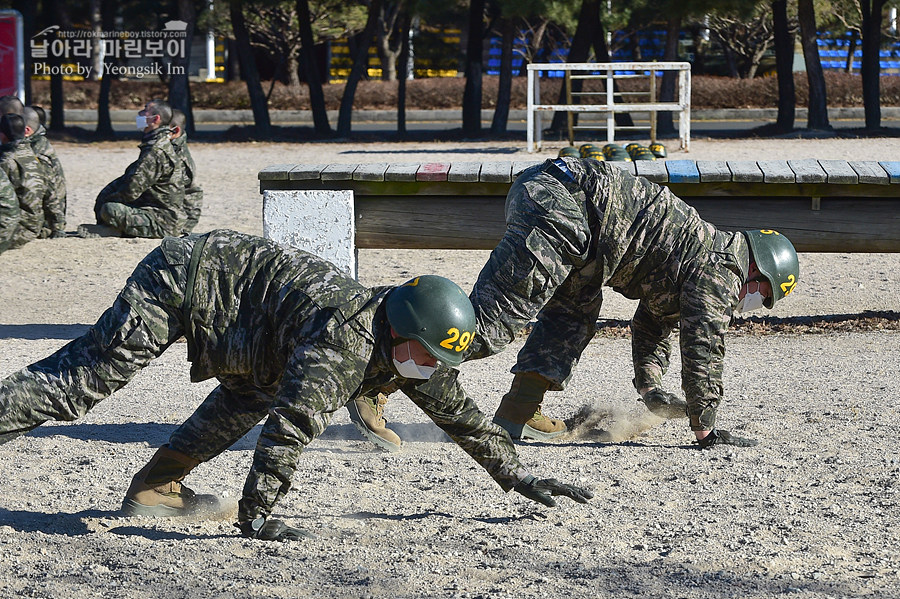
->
<box><xmin>0</xmin><ymin>229</ymin><xmax>529</xmax><ymax>521</ymax></box>
<box><xmin>467</xmin><ymin>158</ymin><xmax>749</xmax><ymax>432</ymax></box>
<box><xmin>171</xmin><ymin>133</ymin><xmax>202</xmax><ymax>234</ymax></box>
<box><xmin>30</xmin><ymin>125</ymin><xmax>67</xmax><ymax>237</ymax></box>
<box><xmin>0</xmin><ymin>139</ymin><xmax>47</xmax><ymax>249</ymax></box>
<box><xmin>0</xmin><ymin>167</ymin><xmax>20</xmax><ymax>253</ymax></box>
<box><xmin>93</xmin><ymin>127</ymin><xmax>184</xmax><ymax>238</ymax></box>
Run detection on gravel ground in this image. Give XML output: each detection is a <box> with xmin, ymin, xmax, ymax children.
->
<box><xmin>0</xmin><ymin>136</ymin><xmax>898</xmax><ymax>599</ymax></box>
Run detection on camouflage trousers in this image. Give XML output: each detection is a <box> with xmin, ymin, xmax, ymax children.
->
<box><xmin>97</xmin><ymin>201</ymin><xmax>169</xmax><ymax>239</ymax></box>
<box><xmin>0</xmin><ymin>242</ymin><xmax>270</xmax><ymax>467</ymax></box>
<box><xmin>470</xmin><ymin>163</ymin><xmax>605</xmax><ymax>390</ymax></box>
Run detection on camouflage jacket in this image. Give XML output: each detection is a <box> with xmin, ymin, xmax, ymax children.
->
<box><xmin>103</xmin><ymin>127</ymin><xmax>185</xmax><ymax>234</ymax></box>
<box><xmin>0</xmin><ymin>139</ymin><xmax>47</xmax><ymax>248</ymax></box>
<box><xmin>134</xmin><ymin>230</ymin><xmax>528</xmax><ymax>521</ymax></box>
<box><xmin>473</xmin><ymin>158</ymin><xmax>749</xmax><ymax>430</ymax></box>
<box><xmin>171</xmin><ymin>134</ymin><xmax>202</xmax><ymax>233</ymax></box>
<box><xmin>0</xmin><ymin>168</ymin><xmax>20</xmax><ymax>253</ymax></box>
<box><xmin>30</xmin><ymin>125</ymin><xmax>67</xmax><ymax>233</ymax></box>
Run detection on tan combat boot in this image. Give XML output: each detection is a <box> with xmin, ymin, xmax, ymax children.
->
<box><xmin>347</xmin><ymin>393</ymin><xmax>403</xmax><ymax>452</ymax></box>
<box><xmin>492</xmin><ymin>372</ymin><xmax>567</xmax><ymax>441</ymax></box>
<box><xmin>121</xmin><ymin>445</ymin><xmax>221</xmax><ymax>517</ymax></box>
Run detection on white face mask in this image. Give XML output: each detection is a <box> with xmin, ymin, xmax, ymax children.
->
<box><xmin>391</xmin><ymin>340</ymin><xmax>437</xmax><ymax>380</ymax></box>
<box><xmin>392</xmin><ymin>357</ymin><xmax>436</xmax><ymax>380</ymax></box>
<box><xmin>736</xmin><ymin>291</ymin><xmax>765</xmax><ymax>313</ymax></box>
<box><xmin>136</xmin><ymin>115</ymin><xmax>151</xmax><ymax>130</ymax></box>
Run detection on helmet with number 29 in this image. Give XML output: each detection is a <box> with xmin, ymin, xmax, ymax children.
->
<box><xmin>385</xmin><ymin>275</ymin><xmax>477</xmax><ymax>367</ymax></box>
<box><xmin>743</xmin><ymin>229</ymin><xmax>800</xmax><ymax>308</ymax></box>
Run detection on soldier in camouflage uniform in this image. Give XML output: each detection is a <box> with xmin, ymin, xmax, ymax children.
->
<box><xmin>168</xmin><ymin>109</ymin><xmax>203</xmax><ymax>234</ymax></box>
<box><xmin>0</xmin><ymin>229</ymin><xmax>591</xmax><ymax>541</ymax></box>
<box><xmin>0</xmin><ymin>114</ymin><xmax>47</xmax><ymax>250</ymax></box>
<box><xmin>465</xmin><ymin>157</ymin><xmax>799</xmax><ymax>447</ymax></box>
<box><xmin>23</xmin><ymin>106</ymin><xmax>67</xmax><ymax>238</ymax></box>
<box><xmin>92</xmin><ymin>99</ymin><xmax>184</xmax><ymax>238</ymax></box>
<box><xmin>0</xmin><ymin>167</ymin><xmax>19</xmax><ymax>254</ymax></box>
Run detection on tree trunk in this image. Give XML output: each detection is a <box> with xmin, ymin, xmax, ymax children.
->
<box><xmin>772</xmin><ymin>0</ymin><xmax>795</xmax><ymax>132</ymax></box>
<box><xmin>462</xmin><ymin>0</ymin><xmax>486</xmax><ymax>137</ymax></box>
<box><xmin>89</xmin><ymin>0</ymin><xmax>102</xmax><ymax>81</ymax></box>
<box><xmin>397</xmin><ymin>9</ymin><xmax>412</xmax><ymax>136</ymax></box>
<box><xmin>168</xmin><ymin>0</ymin><xmax>195</xmax><ymax>133</ymax></box>
<box><xmin>860</xmin><ymin>0</ymin><xmax>886</xmax><ymax>130</ymax></box>
<box><xmin>550</xmin><ymin>0</ymin><xmax>598</xmax><ymax>132</ymax></box>
<box><xmin>296</xmin><ymin>0</ymin><xmax>331</xmax><ymax>135</ymax></box>
<box><xmin>797</xmin><ymin>0</ymin><xmax>830</xmax><ymax>130</ymax></box>
<box><xmin>592</xmin><ymin>12</ymin><xmax>633</xmax><ymax>127</ymax></box>
<box><xmin>490</xmin><ymin>17</ymin><xmax>514</xmax><ymax>134</ymax></box>
<box><xmin>656</xmin><ymin>15</ymin><xmax>681</xmax><ymax>136</ymax></box>
<box><xmin>286</xmin><ymin>52</ymin><xmax>303</xmax><ymax>90</ymax></box>
<box><xmin>230</xmin><ymin>0</ymin><xmax>272</xmax><ymax>137</ymax></box>
<box><xmin>95</xmin><ymin>0</ymin><xmax>116</xmax><ymax>137</ymax></box>
<box><xmin>47</xmin><ymin>0</ymin><xmax>70</xmax><ymax>131</ymax></box>
<box><xmin>337</xmin><ymin>0</ymin><xmax>383</xmax><ymax>137</ymax></box>
<box><xmin>845</xmin><ymin>33</ymin><xmax>857</xmax><ymax>72</ymax></box>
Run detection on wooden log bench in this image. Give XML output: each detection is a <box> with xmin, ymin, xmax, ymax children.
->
<box><xmin>258</xmin><ymin>160</ymin><xmax>900</xmax><ymax>276</ymax></box>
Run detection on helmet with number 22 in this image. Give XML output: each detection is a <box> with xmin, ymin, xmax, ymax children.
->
<box><xmin>743</xmin><ymin>229</ymin><xmax>800</xmax><ymax>308</ymax></box>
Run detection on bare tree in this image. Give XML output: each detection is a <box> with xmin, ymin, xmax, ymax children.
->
<box><xmin>230</xmin><ymin>0</ymin><xmax>272</xmax><ymax>137</ymax></box>
<box><xmin>376</xmin><ymin>1</ymin><xmax>404</xmax><ymax>81</ymax></box>
<box><xmin>708</xmin><ymin>5</ymin><xmax>775</xmax><ymax>78</ymax></box>
<box><xmin>772</xmin><ymin>0</ymin><xmax>796</xmax><ymax>132</ymax></box>
<box><xmin>797</xmin><ymin>0</ymin><xmax>830</xmax><ymax>130</ymax></box>
<box><xmin>462</xmin><ymin>0</ymin><xmax>487</xmax><ymax>137</ymax></box>
<box><xmin>337</xmin><ymin>0</ymin><xmax>384</xmax><ymax>136</ymax></box>
<box><xmin>859</xmin><ymin>0</ymin><xmax>888</xmax><ymax>129</ymax></box>
<box><xmin>168</xmin><ymin>0</ymin><xmax>196</xmax><ymax>133</ymax></box>
<box><xmin>96</xmin><ymin>0</ymin><xmax>117</xmax><ymax>137</ymax></box>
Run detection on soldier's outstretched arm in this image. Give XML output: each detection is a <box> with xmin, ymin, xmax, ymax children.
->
<box><xmin>401</xmin><ymin>369</ymin><xmax>593</xmax><ymax>507</ymax></box>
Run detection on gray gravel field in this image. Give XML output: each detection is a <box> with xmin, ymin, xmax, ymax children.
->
<box><xmin>0</xmin><ymin>137</ymin><xmax>898</xmax><ymax>599</ymax></box>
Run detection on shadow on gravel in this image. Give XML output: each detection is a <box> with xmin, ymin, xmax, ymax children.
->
<box><xmin>0</xmin><ymin>507</ymin><xmax>115</xmax><ymax>535</ymax></box>
<box><xmin>25</xmin><ymin>422</ymin><xmax>260</xmax><ymax>451</ymax></box>
<box><xmin>592</xmin><ymin>310</ymin><xmax>900</xmax><ymax>339</ymax></box>
<box><xmin>0</xmin><ymin>323</ymin><xmax>91</xmax><ymax>340</ymax></box>
<box><xmin>343</xmin><ymin>510</ymin><xmax>539</xmax><ymax>525</ymax></box>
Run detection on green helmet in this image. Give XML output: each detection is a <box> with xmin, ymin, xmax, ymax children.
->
<box><xmin>385</xmin><ymin>275</ymin><xmax>477</xmax><ymax>366</ymax></box>
<box><xmin>743</xmin><ymin>229</ymin><xmax>800</xmax><ymax>308</ymax></box>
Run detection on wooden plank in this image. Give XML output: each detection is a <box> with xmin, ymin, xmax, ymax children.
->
<box><xmin>480</xmin><ymin>162</ymin><xmax>513</xmax><ymax>183</ymax></box>
<box><xmin>757</xmin><ymin>160</ymin><xmax>795</xmax><ymax>183</ymax></box>
<box><xmin>320</xmin><ymin>163</ymin><xmax>356</xmax><ymax>181</ymax></box>
<box><xmin>513</xmin><ymin>160</ymin><xmax>543</xmax><ymax>178</ymax></box>
<box><xmin>384</xmin><ymin>163</ymin><xmax>420</xmax><ymax>182</ymax></box>
<box><xmin>816</xmin><ymin>160</ymin><xmax>857</xmax><ymax>184</ymax></box>
<box><xmin>609</xmin><ymin>161</ymin><xmax>635</xmax><ymax>175</ymax></box>
<box><xmin>258</xmin><ymin>164</ymin><xmax>295</xmax><ymax>181</ymax></box>
<box><xmin>354</xmin><ymin>194</ymin><xmax>900</xmax><ymax>252</ymax></box>
<box><xmin>288</xmin><ymin>164</ymin><xmax>327</xmax><ymax>180</ymax></box>
<box><xmin>417</xmin><ymin>163</ymin><xmax>450</xmax><ymax>182</ymax></box>
<box><xmin>696</xmin><ymin>161</ymin><xmax>732</xmax><ymax>183</ymax></box>
<box><xmin>634</xmin><ymin>160</ymin><xmax>668</xmax><ymax>183</ymax></box>
<box><xmin>353</xmin><ymin>163</ymin><xmax>389</xmax><ymax>182</ymax></box>
<box><xmin>665</xmin><ymin>160</ymin><xmax>700</xmax><ymax>183</ymax></box>
<box><xmin>448</xmin><ymin>162</ymin><xmax>482</xmax><ymax>183</ymax></box>
<box><xmin>849</xmin><ymin>161</ymin><xmax>889</xmax><ymax>185</ymax></box>
<box><xmin>727</xmin><ymin>161</ymin><xmax>764</xmax><ymax>183</ymax></box>
<box><xmin>878</xmin><ymin>161</ymin><xmax>900</xmax><ymax>183</ymax></box>
<box><xmin>787</xmin><ymin>159</ymin><xmax>827</xmax><ymax>184</ymax></box>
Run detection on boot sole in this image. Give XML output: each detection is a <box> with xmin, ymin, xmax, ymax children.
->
<box><xmin>493</xmin><ymin>416</ymin><xmax>567</xmax><ymax>441</ymax></box>
<box><xmin>120</xmin><ymin>496</ymin><xmax>224</xmax><ymax>518</ymax></box>
<box><xmin>346</xmin><ymin>402</ymin><xmax>403</xmax><ymax>453</ymax></box>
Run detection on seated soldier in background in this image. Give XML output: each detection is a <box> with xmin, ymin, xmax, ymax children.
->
<box><xmin>90</xmin><ymin>98</ymin><xmax>184</xmax><ymax>238</ymax></box>
<box><xmin>25</xmin><ymin>105</ymin><xmax>67</xmax><ymax>238</ymax></box>
<box><xmin>168</xmin><ymin>109</ymin><xmax>203</xmax><ymax>234</ymax></box>
<box><xmin>0</xmin><ymin>167</ymin><xmax>19</xmax><ymax>254</ymax></box>
<box><xmin>0</xmin><ymin>114</ymin><xmax>46</xmax><ymax>250</ymax></box>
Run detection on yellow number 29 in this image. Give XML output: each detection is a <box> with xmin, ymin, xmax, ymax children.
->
<box><xmin>440</xmin><ymin>328</ymin><xmax>474</xmax><ymax>353</ymax></box>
